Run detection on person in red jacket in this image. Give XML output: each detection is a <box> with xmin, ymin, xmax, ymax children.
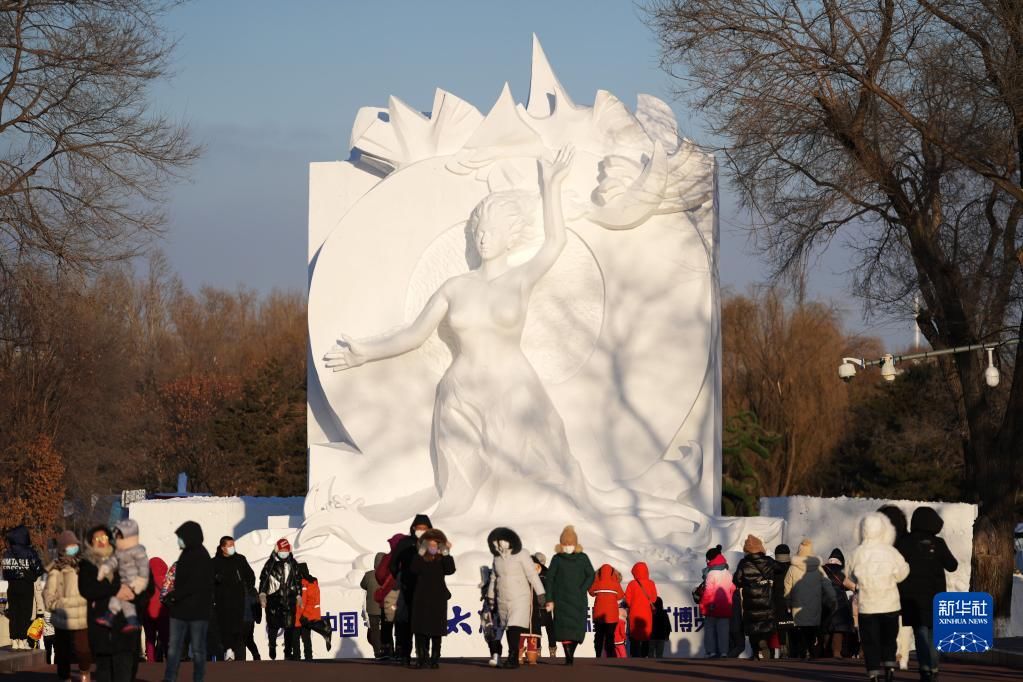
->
<box><xmin>294</xmin><ymin>563</ymin><xmax>331</xmax><ymax>659</ymax></box>
<box><xmin>614</xmin><ymin>605</ymin><xmax>629</xmax><ymax>658</ymax></box>
<box><xmin>143</xmin><ymin>557</ymin><xmax>170</xmax><ymax>662</ymax></box>
<box><xmin>624</xmin><ymin>562</ymin><xmax>658</xmax><ymax>658</ymax></box>
<box><xmin>588</xmin><ymin>564</ymin><xmax>624</xmax><ymax>657</ymax></box>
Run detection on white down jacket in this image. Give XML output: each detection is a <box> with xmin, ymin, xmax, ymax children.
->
<box><xmin>847</xmin><ymin>513</ymin><xmax>910</xmax><ymax>615</ymax></box>
<box><xmin>486</xmin><ymin>528</ymin><xmax>546</xmax><ymax>630</ymax></box>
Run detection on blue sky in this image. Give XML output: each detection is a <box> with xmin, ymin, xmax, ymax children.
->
<box><xmin>151</xmin><ymin>0</ymin><xmax>913</xmax><ymax>348</ymax></box>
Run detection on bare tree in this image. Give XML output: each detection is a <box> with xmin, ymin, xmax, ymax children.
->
<box><xmin>0</xmin><ymin>0</ymin><xmax>200</xmax><ymax>277</ymax></box>
<box><xmin>646</xmin><ymin>0</ymin><xmax>1022</xmax><ymax>625</ymax></box>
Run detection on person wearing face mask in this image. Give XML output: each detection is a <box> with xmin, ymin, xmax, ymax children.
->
<box><xmin>258</xmin><ymin>538</ymin><xmax>302</xmax><ymax>661</ymax></box>
<box><xmin>409</xmin><ymin>528</ymin><xmax>455</xmax><ymax>668</ymax></box>
<box><xmin>78</xmin><ymin>525</ymin><xmax>139</xmax><ymax>682</ymax></box>
<box><xmin>45</xmin><ymin>530</ymin><xmax>92</xmax><ymax>682</ymax></box>
<box><xmin>485</xmin><ymin>528</ymin><xmax>546</xmax><ymax>668</ymax></box>
<box><xmin>544</xmin><ymin>526</ymin><xmax>595</xmax><ymax>666</ymax></box>
<box><xmin>211</xmin><ymin>536</ymin><xmax>255</xmax><ymax>662</ymax></box>
<box><xmin>161</xmin><ymin>520</ymin><xmax>214</xmax><ymax>682</ymax></box>
<box><xmin>389</xmin><ymin>514</ymin><xmax>432</xmax><ymax>666</ymax></box>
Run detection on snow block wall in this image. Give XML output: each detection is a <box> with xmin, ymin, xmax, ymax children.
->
<box><xmin>129</xmin><ymin>496</ymin><xmax>304</xmax><ymax>568</ymax></box>
<box><xmin>760</xmin><ymin>496</ymin><xmax>976</xmax><ymax>592</ymax></box>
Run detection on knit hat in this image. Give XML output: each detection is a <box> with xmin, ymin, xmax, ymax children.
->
<box><xmin>797</xmin><ymin>539</ymin><xmax>814</xmax><ymax>557</ymax></box>
<box><xmin>276</xmin><ymin>538</ymin><xmax>292</xmax><ymax>553</ymax></box>
<box><xmin>57</xmin><ymin>530</ymin><xmax>79</xmax><ymax>552</ymax></box>
<box><xmin>705</xmin><ymin>544</ymin><xmax>723</xmax><ymax>561</ymax></box>
<box><xmin>774</xmin><ymin>544</ymin><xmax>791</xmax><ymax>562</ymax></box>
<box><xmin>557</xmin><ymin>526</ymin><xmax>581</xmax><ymax>553</ymax></box>
<box><xmin>743</xmin><ymin>535</ymin><xmax>766</xmax><ymax>554</ymax></box>
<box><xmin>828</xmin><ymin>548</ymin><xmax>845</xmax><ymax>566</ymax></box>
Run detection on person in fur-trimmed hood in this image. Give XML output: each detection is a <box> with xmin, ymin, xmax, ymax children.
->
<box><xmin>409</xmin><ymin>528</ymin><xmax>455</xmax><ymax>668</ymax></box>
<box><xmin>485</xmin><ymin>527</ymin><xmax>545</xmax><ymax>668</ymax></box>
<box><xmin>544</xmin><ymin>525</ymin><xmax>595</xmax><ymax>665</ymax></box>
<box><xmin>95</xmin><ymin>518</ymin><xmax>149</xmax><ymax>632</ymax></box>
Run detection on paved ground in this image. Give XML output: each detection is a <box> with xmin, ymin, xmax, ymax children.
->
<box><xmin>10</xmin><ymin>657</ymin><xmax>1023</xmax><ymax>681</ymax></box>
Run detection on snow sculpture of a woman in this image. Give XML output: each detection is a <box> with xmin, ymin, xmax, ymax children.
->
<box><xmin>324</xmin><ymin>147</ymin><xmax>587</xmax><ymax>517</ymax></box>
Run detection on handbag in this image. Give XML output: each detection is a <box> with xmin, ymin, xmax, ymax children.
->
<box><xmin>159</xmin><ymin>562</ymin><xmax>177</xmax><ymax>604</ymax></box>
<box><xmin>692</xmin><ymin>581</ymin><xmax>706</xmax><ymax>604</ymax></box>
<box><xmin>27</xmin><ymin>617</ymin><xmax>45</xmax><ymax>641</ymax></box>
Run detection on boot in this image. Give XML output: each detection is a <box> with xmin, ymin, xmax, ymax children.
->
<box><xmin>772</xmin><ymin>647</ymin><xmax>781</xmax><ymax>659</ymax></box>
<box><xmin>565</xmin><ymin>642</ymin><xmax>576</xmax><ymax>666</ymax></box>
<box><xmin>550</xmin><ymin>645</ymin><xmax>557</xmax><ymax>659</ymax></box>
<box><xmin>885</xmin><ymin>668</ymin><xmax>896</xmax><ymax>682</ymax></box>
<box><xmin>429</xmin><ymin>639</ymin><xmax>440</xmax><ymax>669</ymax></box>
<box><xmin>412</xmin><ymin>640</ymin><xmax>426</xmax><ymax>669</ymax></box>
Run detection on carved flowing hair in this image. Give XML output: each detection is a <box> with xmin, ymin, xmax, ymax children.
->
<box><xmin>466</xmin><ymin>190</ymin><xmax>539</xmax><ymax>253</ymax></box>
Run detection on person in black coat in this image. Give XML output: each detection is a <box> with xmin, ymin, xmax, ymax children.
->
<box><xmin>389</xmin><ymin>513</ymin><xmax>432</xmax><ymax>665</ymax></box>
<box><xmin>650</xmin><ymin>596</ymin><xmax>672</xmax><ymax>658</ymax></box>
<box><xmin>733</xmin><ymin>535</ymin><xmax>777</xmax><ymax>659</ymax></box>
<box><xmin>78</xmin><ymin>525</ymin><xmax>139</xmax><ymax>682</ymax></box>
<box><xmin>2</xmin><ymin>525</ymin><xmax>45</xmax><ymax>649</ymax></box>
<box><xmin>895</xmin><ymin>507</ymin><xmax>958</xmax><ymax>682</ymax></box>
<box><xmin>822</xmin><ymin>548</ymin><xmax>856</xmax><ymax>658</ymax></box>
<box><xmin>770</xmin><ymin>544</ymin><xmax>793</xmax><ymax>658</ymax></box>
<box><xmin>258</xmin><ymin>538</ymin><xmax>302</xmax><ymax>660</ymax></box>
<box><xmin>531</xmin><ymin>553</ymin><xmax>556</xmax><ymax>658</ymax></box>
<box><xmin>162</xmin><ymin>520</ymin><xmax>214</xmax><ymax>682</ymax></box>
<box><xmin>409</xmin><ymin>528</ymin><xmax>455</xmax><ymax>669</ymax></box>
<box><xmin>211</xmin><ymin>536</ymin><xmax>255</xmax><ymax>661</ymax></box>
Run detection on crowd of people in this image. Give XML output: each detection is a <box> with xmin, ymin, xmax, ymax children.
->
<box><xmin>1</xmin><ymin>520</ymin><xmax>333</xmax><ymax>682</ymax></box>
<box><xmin>356</xmin><ymin>506</ymin><xmax>958</xmax><ymax>681</ymax></box>
<box><xmin>0</xmin><ymin>501</ymin><xmax>964</xmax><ymax>681</ymax></box>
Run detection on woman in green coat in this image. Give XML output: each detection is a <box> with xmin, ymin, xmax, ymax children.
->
<box><xmin>544</xmin><ymin>526</ymin><xmax>595</xmax><ymax>665</ymax></box>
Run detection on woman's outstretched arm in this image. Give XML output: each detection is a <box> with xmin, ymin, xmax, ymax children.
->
<box><xmin>324</xmin><ymin>284</ymin><xmax>449</xmax><ymax>371</ymax></box>
<box><xmin>514</xmin><ymin>145</ymin><xmax>574</xmax><ymax>288</ymax></box>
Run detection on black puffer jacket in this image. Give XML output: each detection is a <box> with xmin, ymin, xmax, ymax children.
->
<box><xmin>258</xmin><ymin>552</ymin><xmax>301</xmax><ymax>628</ymax></box>
<box><xmin>895</xmin><ymin>507</ymin><xmax>958</xmax><ymax>627</ymax></box>
<box><xmin>168</xmin><ymin>521</ymin><xmax>214</xmax><ymax>621</ymax></box>
<box><xmin>733</xmin><ymin>553</ymin><xmax>777</xmax><ymax>635</ymax></box>
<box><xmin>1</xmin><ymin>525</ymin><xmax>44</xmax><ymax>581</ymax></box>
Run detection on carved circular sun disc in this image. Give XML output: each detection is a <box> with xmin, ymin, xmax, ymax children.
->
<box><xmin>404</xmin><ymin>223</ymin><xmax>604</xmax><ymax>383</ymax></box>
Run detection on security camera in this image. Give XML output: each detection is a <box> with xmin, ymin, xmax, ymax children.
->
<box><xmin>838</xmin><ymin>362</ymin><xmax>857</xmax><ymax>382</ymax></box>
<box><xmin>985</xmin><ymin>348</ymin><xmax>999</xmax><ymax>388</ymax></box>
<box><xmin>880</xmin><ymin>354</ymin><xmax>897</xmax><ymax>382</ymax></box>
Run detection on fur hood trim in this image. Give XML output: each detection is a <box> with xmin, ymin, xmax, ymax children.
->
<box><xmin>486</xmin><ymin>527</ymin><xmax>522</xmax><ymax>556</ymax></box>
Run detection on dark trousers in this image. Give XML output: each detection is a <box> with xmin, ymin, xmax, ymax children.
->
<box><xmin>859</xmin><ymin>612</ymin><xmax>899</xmax><ymax>676</ymax></box>
<box><xmin>790</xmin><ymin>626</ymin><xmax>819</xmax><ymax>659</ymax></box>
<box><xmin>505</xmin><ymin>626</ymin><xmax>525</xmax><ymax>664</ymax></box>
<box><xmin>414</xmin><ymin>634</ymin><xmax>441</xmax><ymax>661</ymax></box>
<box><xmin>54</xmin><ymin>628</ymin><xmax>92</xmax><ymax>679</ymax></box>
<box><xmin>220</xmin><ymin>630</ymin><xmax>244</xmax><ymax>661</ymax></box>
<box><xmin>396</xmin><ymin>620</ymin><xmax>413</xmax><ymax>659</ymax></box>
<box><xmin>630</xmin><ymin>639</ymin><xmax>651</xmax><ymax>658</ymax></box>
<box><xmin>266</xmin><ymin>624</ymin><xmax>298</xmax><ymax>660</ymax></box>
<box><xmin>913</xmin><ymin>626</ymin><xmax>939</xmax><ymax>673</ymax></box>
<box><xmin>593</xmin><ymin>620</ymin><xmax>616</xmax><ymax>657</ymax></box>
<box><xmin>651</xmin><ymin>639</ymin><xmax>666</xmax><ymax>658</ymax></box>
<box><xmin>95</xmin><ymin>651</ymin><xmax>135</xmax><ymax>682</ymax></box>
<box><xmin>6</xmin><ymin>580</ymin><xmax>33</xmax><ymax>641</ymax></box>
<box><xmin>165</xmin><ymin>618</ymin><xmax>209</xmax><ymax>682</ymax></box>
<box><xmin>299</xmin><ymin>624</ymin><xmax>314</xmax><ymax>660</ymax></box>
<box><xmin>367</xmin><ymin>614</ymin><xmax>382</xmax><ymax>656</ymax></box>
<box><xmin>380</xmin><ymin>620</ymin><xmax>395</xmax><ymax>654</ymax></box>
<box><xmin>242</xmin><ymin>622</ymin><xmax>260</xmax><ymax>660</ymax></box>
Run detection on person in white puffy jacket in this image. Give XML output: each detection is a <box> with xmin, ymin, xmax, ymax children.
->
<box><xmin>485</xmin><ymin>527</ymin><xmax>547</xmax><ymax>668</ymax></box>
<box><xmin>847</xmin><ymin>512</ymin><xmax>910</xmax><ymax>682</ymax></box>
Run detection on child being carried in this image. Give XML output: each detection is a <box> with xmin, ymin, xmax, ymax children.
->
<box><xmin>96</xmin><ymin>519</ymin><xmax>149</xmax><ymax>632</ymax></box>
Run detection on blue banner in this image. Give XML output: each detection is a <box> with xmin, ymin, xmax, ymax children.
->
<box><xmin>933</xmin><ymin>592</ymin><xmax>993</xmax><ymax>653</ymax></box>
